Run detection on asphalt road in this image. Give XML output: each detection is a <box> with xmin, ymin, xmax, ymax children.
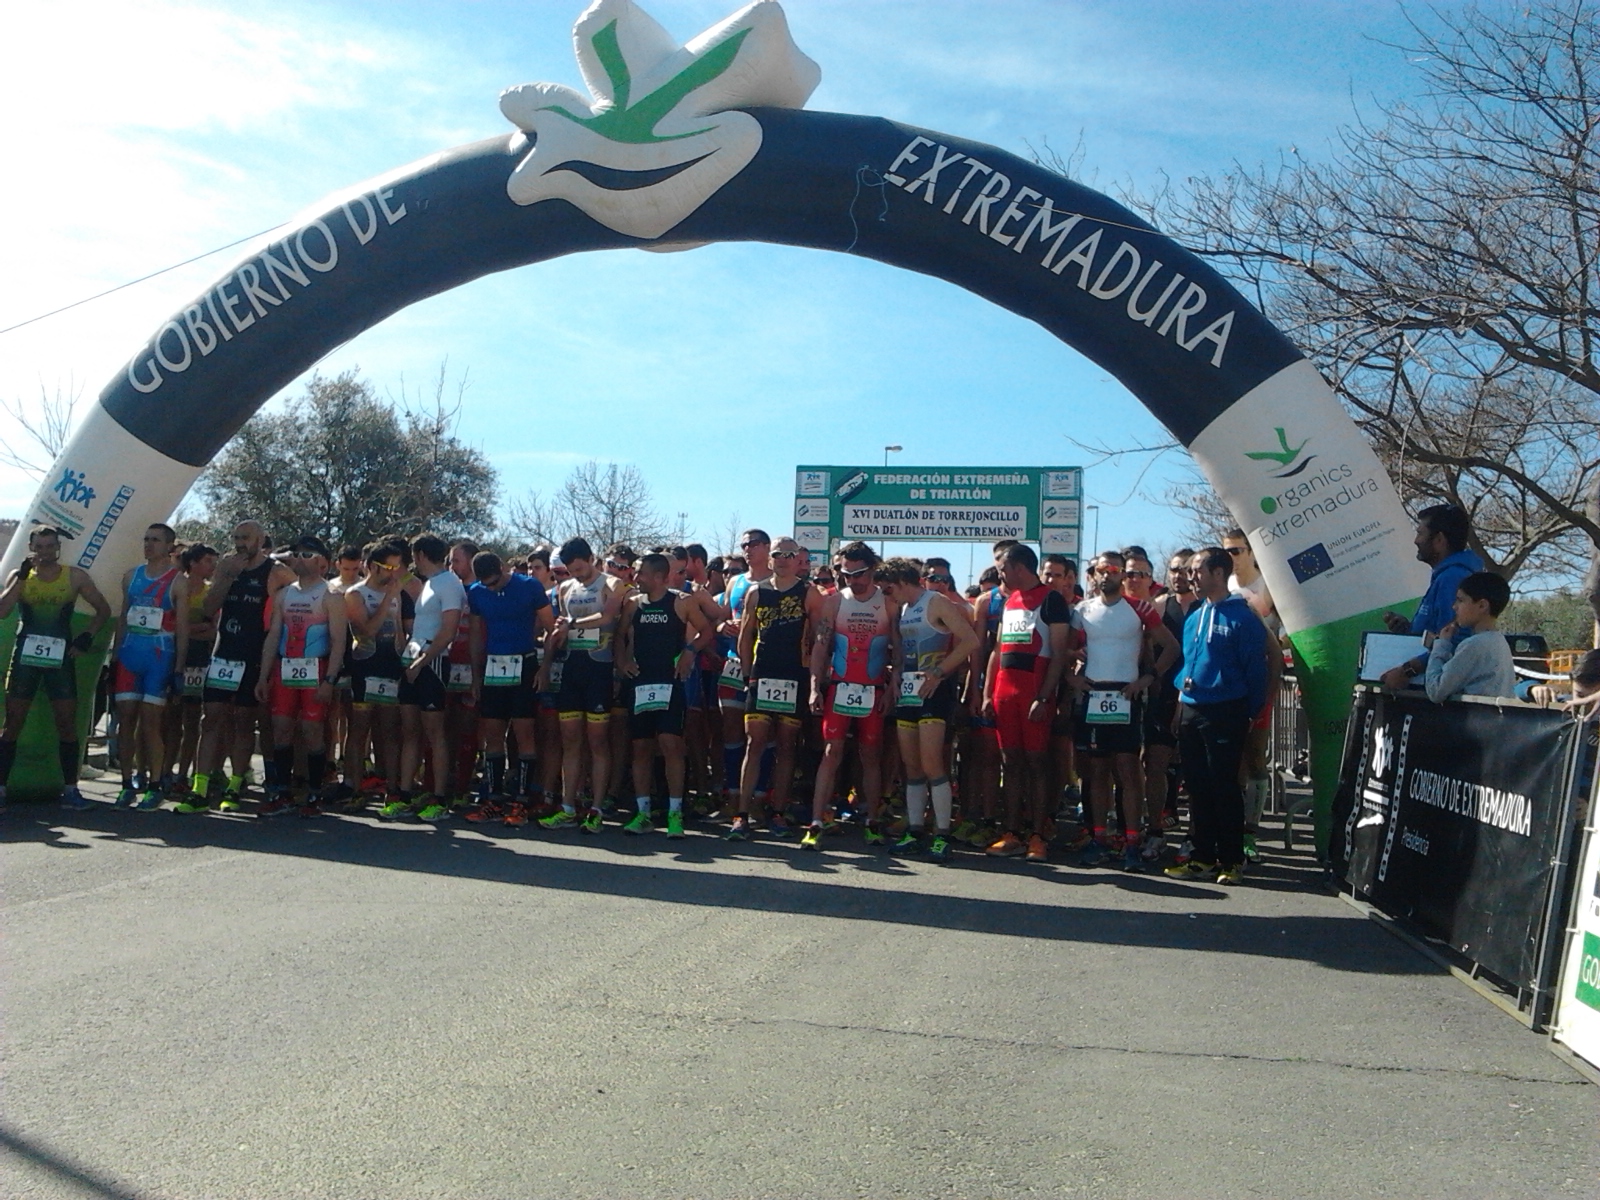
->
<box><xmin>3</xmin><ymin>786</ymin><xmax>1596</xmax><ymax>1200</ymax></box>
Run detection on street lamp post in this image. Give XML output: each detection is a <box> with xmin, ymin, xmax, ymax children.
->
<box><xmin>881</xmin><ymin>445</ymin><xmax>901</xmax><ymax>555</ymax></box>
<box><xmin>1085</xmin><ymin>504</ymin><xmax>1100</xmax><ymax>559</ymax></box>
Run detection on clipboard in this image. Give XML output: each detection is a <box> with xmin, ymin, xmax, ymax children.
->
<box><xmin>1358</xmin><ymin>632</ymin><xmax>1426</xmax><ymax>683</ymax></box>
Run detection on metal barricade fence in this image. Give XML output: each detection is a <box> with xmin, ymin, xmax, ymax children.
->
<box><xmin>1268</xmin><ymin>667</ymin><xmax>1315</xmax><ymax>849</ymax></box>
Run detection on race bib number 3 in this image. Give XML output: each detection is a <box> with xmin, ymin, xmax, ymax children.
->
<box><xmin>127</xmin><ymin>604</ymin><xmax>164</xmax><ymax>634</ymax></box>
<box><xmin>999</xmin><ymin>608</ymin><xmax>1038</xmax><ymax>646</ymax></box>
<box><xmin>447</xmin><ymin>662</ymin><xmax>473</xmax><ymax>692</ymax></box>
<box><xmin>719</xmin><ymin>653</ymin><xmax>747</xmax><ymax>690</ymax></box>
<box><xmin>366</xmin><ymin>676</ymin><xmax>400</xmax><ymax>705</ymax></box>
<box><xmin>1086</xmin><ymin>689</ymin><xmax>1132</xmax><ymax>725</ymax></box>
<box><xmin>18</xmin><ymin>634</ymin><xmax>66</xmax><ymax>669</ymax></box>
<box><xmin>831</xmin><ymin>682</ymin><xmax>875</xmax><ymax>718</ymax></box>
<box><xmin>899</xmin><ymin>671</ymin><xmax>926</xmax><ymax>708</ymax></box>
<box><xmin>484</xmin><ymin>654</ymin><xmax>524</xmax><ymax>687</ymax></box>
<box><xmin>755</xmin><ymin>677</ymin><xmax>800</xmax><ymax>715</ymax></box>
<box><xmin>281</xmin><ymin>656</ymin><xmax>318</xmax><ymax>688</ymax></box>
<box><xmin>206</xmin><ymin>658</ymin><xmax>245</xmax><ymax>692</ymax></box>
<box><xmin>634</xmin><ymin>681</ymin><xmax>673</xmax><ymax>713</ymax></box>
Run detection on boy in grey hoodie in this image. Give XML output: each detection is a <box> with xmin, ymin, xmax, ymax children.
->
<box><xmin>1424</xmin><ymin>571</ymin><xmax>1517</xmax><ymax>703</ymax></box>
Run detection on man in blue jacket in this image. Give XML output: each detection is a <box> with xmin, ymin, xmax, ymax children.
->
<box><xmin>1165</xmin><ymin>546</ymin><xmax>1268</xmax><ymax>885</ymax></box>
<box><xmin>1379</xmin><ymin>504</ymin><xmax>1483</xmax><ymax>689</ymax></box>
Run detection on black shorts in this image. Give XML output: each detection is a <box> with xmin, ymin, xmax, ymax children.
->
<box><xmin>400</xmin><ymin>662</ymin><xmax>448</xmax><ymax>713</ymax></box>
<box><xmin>895</xmin><ymin>678</ymin><xmax>957</xmax><ymax>726</ymax></box>
<box><xmin>6</xmin><ymin>657</ymin><xmax>76</xmax><ymax>703</ymax></box>
<box><xmin>1144</xmin><ymin>682</ymin><xmax>1179</xmax><ymax>749</ymax></box>
<box><xmin>349</xmin><ymin>651</ymin><xmax>404</xmax><ymax>709</ymax></box>
<box><xmin>628</xmin><ymin>678</ymin><xmax>687</xmax><ymax>739</ymax></box>
<box><xmin>557</xmin><ymin>652</ymin><xmax>612</xmax><ymax>717</ymax></box>
<box><xmin>202</xmin><ymin>655</ymin><xmax>262</xmax><ymax>707</ymax></box>
<box><xmin>478</xmin><ymin>653</ymin><xmax>539</xmax><ymax>721</ymax></box>
<box><xmin>1074</xmin><ymin>689</ymin><xmax>1145</xmax><ymax>757</ymax></box>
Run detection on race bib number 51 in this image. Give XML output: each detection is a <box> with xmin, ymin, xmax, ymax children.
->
<box><xmin>18</xmin><ymin>634</ymin><xmax>66</xmax><ymax>669</ymax></box>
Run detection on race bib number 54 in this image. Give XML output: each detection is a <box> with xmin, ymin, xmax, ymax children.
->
<box><xmin>831</xmin><ymin>682</ymin><xmax>875</xmax><ymax>718</ymax></box>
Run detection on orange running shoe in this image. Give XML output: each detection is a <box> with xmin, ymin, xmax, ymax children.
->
<box><xmin>986</xmin><ymin>831</ymin><xmax>1027</xmax><ymax>857</ymax></box>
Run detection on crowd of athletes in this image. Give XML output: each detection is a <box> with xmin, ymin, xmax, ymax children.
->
<box><xmin>1</xmin><ymin>517</ymin><xmax>1295</xmax><ymax>881</ymax></box>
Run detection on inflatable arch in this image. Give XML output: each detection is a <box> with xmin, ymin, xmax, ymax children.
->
<box><xmin>4</xmin><ymin>0</ymin><xmax>1427</xmax><ymax>844</ymax></box>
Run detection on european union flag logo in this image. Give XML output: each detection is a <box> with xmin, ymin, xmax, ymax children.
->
<box><xmin>1288</xmin><ymin>543</ymin><xmax>1334</xmax><ymax>583</ymax></box>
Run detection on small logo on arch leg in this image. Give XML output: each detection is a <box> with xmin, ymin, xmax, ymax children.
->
<box><xmin>499</xmin><ymin>0</ymin><xmax>820</xmax><ymax>240</ymax></box>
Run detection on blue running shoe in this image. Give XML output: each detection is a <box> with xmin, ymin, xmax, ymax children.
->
<box><xmin>135</xmin><ymin>790</ymin><xmax>164</xmax><ymax>812</ymax></box>
<box><xmin>1076</xmin><ymin>839</ymin><xmax>1108</xmax><ymax>868</ymax></box>
<box><xmin>60</xmin><ymin>786</ymin><xmax>92</xmax><ymax>811</ymax></box>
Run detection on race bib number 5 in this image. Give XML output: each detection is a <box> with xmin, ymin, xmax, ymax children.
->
<box><xmin>366</xmin><ymin>676</ymin><xmax>400</xmax><ymax>705</ymax></box>
<box><xmin>754</xmin><ymin>677</ymin><xmax>799</xmax><ymax>715</ymax></box>
<box><xmin>1086</xmin><ymin>689</ymin><xmax>1132</xmax><ymax>725</ymax></box>
<box><xmin>831</xmin><ymin>682</ymin><xmax>875</xmax><ymax>718</ymax></box>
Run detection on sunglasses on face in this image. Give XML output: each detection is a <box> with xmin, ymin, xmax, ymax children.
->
<box><xmin>293</xmin><ymin>550</ymin><xmax>321</xmax><ymax>559</ymax></box>
<box><xmin>740</xmin><ymin>540</ymin><xmax>768</xmax><ymax>549</ymax></box>
<box><xmin>839</xmin><ymin>566</ymin><xmax>870</xmax><ymax>579</ymax></box>
<box><xmin>1226</xmin><ymin>547</ymin><xmax>1246</xmax><ymax>556</ymax></box>
<box><xmin>773</xmin><ymin>550</ymin><xmax>798</xmax><ymax>560</ymax></box>
<box><xmin>606</xmin><ymin>561</ymin><xmax>631</xmax><ymax>571</ymax></box>
<box><xmin>1125</xmin><ymin>570</ymin><xmax>1150</xmax><ymax>579</ymax></box>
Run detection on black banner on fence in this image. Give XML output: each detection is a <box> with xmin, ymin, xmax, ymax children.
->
<box><xmin>1331</xmin><ymin>687</ymin><xmax>1578</xmax><ymax>988</ymax></box>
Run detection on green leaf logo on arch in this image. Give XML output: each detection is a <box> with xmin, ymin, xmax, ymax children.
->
<box><xmin>1246</xmin><ymin>426</ymin><xmax>1317</xmax><ymax>513</ymax></box>
<box><xmin>499</xmin><ymin>0</ymin><xmax>820</xmax><ymax>240</ymax></box>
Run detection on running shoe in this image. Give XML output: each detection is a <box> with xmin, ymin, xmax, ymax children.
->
<box><xmin>666</xmin><ymin>810</ymin><xmax>685</xmax><ymax>839</ymax></box>
<box><xmin>725</xmin><ymin>816</ymin><xmax>751</xmax><ymax>841</ymax></box>
<box><xmin>417</xmin><ymin>800</ymin><xmax>451</xmax><ymax>822</ymax></box>
<box><xmin>1140</xmin><ymin>833</ymin><xmax>1167</xmax><ymax>862</ymax></box>
<box><xmin>1026</xmin><ymin>833</ymin><xmax>1050</xmax><ymax>863</ymax></box>
<box><xmin>1215</xmin><ymin>863</ymin><xmax>1246</xmax><ymax>885</ymax></box>
<box><xmin>114</xmin><ymin>785</ymin><xmax>138</xmax><ymax>808</ymax></box>
<box><xmin>623</xmin><ymin>811</ymin><xmax>652</xmax><ymax>835</ymax></box>
<box><xmin>378</xmin><ymin>797</ymin><xmax>414</xmax><ymax>820</ymax></box>
<box><xmin>1121</xmin><ymin>843</ymin><xmax>1143</xmax><ymax>872</ymax></box>
<box><xmin>217</xmin><ymin>792</ymin><xmax>241</xmax><ymax>813</ymax></box>
<box><xmin>530</xmin><ymin>802</ymin><xmax>562</xmax><ymax>822</ymax></box>
<box><xmin>539</xmin><ymin>809</ymin><xmax>578</xmax><ymax>830</ymax></box>
<box><xmin>258</xmin><ymin>794</ymin><xmax>295</xmax><ymax>818</ymax></box>
<box><xmin>173</xmin><ymin>794</ymin><xmax>210</xmax><ymax>814</ymax></box>
<box><xmin>1063</xmin><ymin>827</ymin><xmax>1093</xmax><ymax>854</ymax></box>
<box><xmin>338</xmin><ymin>789</ymin><xmax>368</xmax><ymax>814</ymax></box>
<box><xmin>579</xmin><ymin>808</ymin><xmax>603</xmax><ymax>834</ymax></box>
<box><xmin>863</xmin><ymin>825</ymin><xmax>886</xmax><ymax>846</ymax></box>
<box><xmin>297</xmin><ymin>800</ymin><xmax>323</xmax><ymax>819</ymax></box>
<box><xmin>1243</xmin><ymin>832</ymin><xmax>1259</xmax><ymax>862</ymax></box>
<box><xmin>986</xmin><ymin>831</ymin><xmax>1027</xmax><ymax>858</ymax></box>
<box><xmin>1075</xmin><ymin>839</ymin><xmax>1108</xmax><ymax>868</ymax></box>
<box><xmin>951</xmin><ymin>819</ymin><xmax>980</xmax><ymax>844</ymax></box>
<box><xmin>800</xmin><ymin>823</ymin><xmax>822</xmax><ymax>851</ymax></box>
<box><xmin>927</xmin><ymin>834</ymin><xmax>952</xmax><ymax>864</ymax></box>
<box><xmin>767</xmin><ymin>814</ymin><xmax>793</xmax><ymax>839</ymax></box>
<box><xmin>358</xmin><ymin>774</ymin><xmax>387</xmax><ymax>794</ymax></box>
<box><xmin>893</xmin><ymin>830</ymin><xmax>922</xmax><ymax>855</ymax></box>
<box><xmin>60</xmin><ymin>785</ymin><xmax>93</xmax><ymax>811</ymax></box>
<box><xmin>502</xmin><ymin>801</ymin><xmax>529</xmax><ymax>827</ymax></box>
<box><xmin>465</xmin><ymin>801</ymin><xmax>505</xmax><ymax>824</ymax></box>
<box><xmin>1105</xmin><ymin>829</ymin><xmax>1125</xmax><ymax>854</ymax></box>
<box><xmin>1164</xmin><ymin>859</ymin><xmax>1216</xmax><ymax>879</ymax></box>
<box><xmin>134</xmin><ymin>790</ymin><xmax>164</xmax><ymax>812</ymax></box>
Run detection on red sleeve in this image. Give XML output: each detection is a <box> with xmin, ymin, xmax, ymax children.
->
<box><xmin>1131</xmin><ymin>598</ymin><xmax>1161</xmax><ymax>630</ymax></box>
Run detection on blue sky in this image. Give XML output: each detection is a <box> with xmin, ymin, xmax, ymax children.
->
<box><xmin>0</xmin><ymin>0</ymin><xmax>1448</xmax><ymax>580</ymax></box>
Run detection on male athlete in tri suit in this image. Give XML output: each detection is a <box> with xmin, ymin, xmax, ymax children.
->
<box><xmin>616</xmin><ymin>552</ymin><xmax>713</xmax><ymax>837</ymax></box>
<box><xmin>0</xmin><ymin>525</ymin><xmax>111</xmax><ymax>811</ymax></box>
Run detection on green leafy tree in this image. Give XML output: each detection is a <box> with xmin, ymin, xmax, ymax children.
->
<box><xmin>192</xmin><ymin>369</ymin><xmax>497</xmax><ymax>549</ymax></box>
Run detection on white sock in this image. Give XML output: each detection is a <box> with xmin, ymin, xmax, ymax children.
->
<box><xmin>905</xmin><ymin>778</ymin><xmax>929</xmax><ymax>829</ymax></box>
<box><xmin>930</xmin><ymin>776</ymin><xmax>952</xmax><ymax>832</ymax></box>
<box><xmin>563</xmin><ymin>802</ymin><xmax>577</xmax><ymax>814</ymax></box>
<box><xmin>669</xmin><ymin>795</ymin><xmax>683</xmax><ymax>813</ymax></box>
<box><xmin>636</xmin><ymin>794</ymin><xmax>651</xmax><ymax>815</ymax></box>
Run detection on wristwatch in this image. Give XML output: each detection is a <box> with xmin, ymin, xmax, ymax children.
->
<box><xmin>1402</xmin><ymin>660</ymin><xmax>1422</xmax><ymax>679</ymax></box>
